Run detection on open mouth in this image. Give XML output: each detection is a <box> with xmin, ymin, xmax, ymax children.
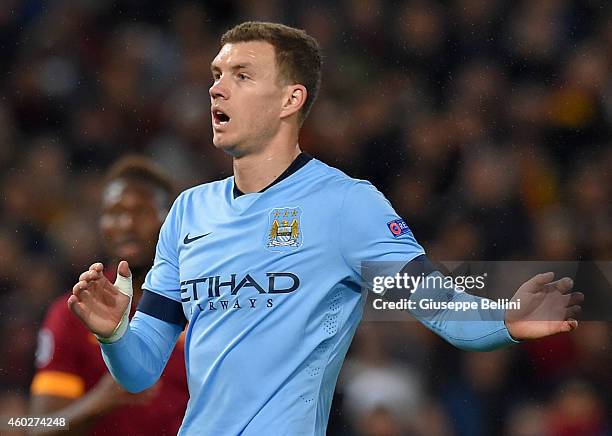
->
<box><xmin>212</xmin><ymin>109</ymin><xmax>230</xmax><ymax>125</ymax></box>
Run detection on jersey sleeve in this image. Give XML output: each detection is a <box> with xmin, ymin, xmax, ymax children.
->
<box><xmin>338</xmin><ymin>180</ymin><xmax>425</xmax><ymax>277</ymax></box>
<box><xmin>100</xmin><ymin>311</ymin><xmax>183</xmax><ymax>393</ymax></box>
<box><xmin>30</xmin><ymin>298</ymin><xmax>86</xmax><ymax>398</ymax></box>
<box><xmin>143</xmin><ymin>194</ymin><xmax>183</xmax><ymax>302</ymax></box>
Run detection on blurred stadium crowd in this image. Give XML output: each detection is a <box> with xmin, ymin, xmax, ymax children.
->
<box><xmin>1</xmin><ymin>0</ymin><xmax>611</xmax><ymax>434</ymax></box>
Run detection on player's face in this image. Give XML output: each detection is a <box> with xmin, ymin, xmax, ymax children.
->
<box><xmin>209</xmin><ymin>41</ymin><xmax>286</xmax><ymax>156</ymax></box>
<box><xmin>99</xmin><ymin>180</ymin><xmax>164</xmax><ymax>269</ymax></box>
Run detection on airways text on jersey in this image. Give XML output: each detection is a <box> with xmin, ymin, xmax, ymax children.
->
<box><xmin>180</xmin><ymin>272</ymin><xmax>300</xmax><ymax>315</ymax></box>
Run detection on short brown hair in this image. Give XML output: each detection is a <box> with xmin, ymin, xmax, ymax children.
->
<box><xmin>220</xmin><ymin>21</ymin><xmax>322</xmax><ymax>123</ymax></box>
<box><xmin>104</xmin><ymin>155</ymin><xmax>176</xmax><ymax>209</ymax></box>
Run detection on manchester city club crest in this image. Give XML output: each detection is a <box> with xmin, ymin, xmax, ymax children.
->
<box><xmin>266</xmin><ymin>207</ymin><xmax>303</xmax><ymax>250</ymax></box>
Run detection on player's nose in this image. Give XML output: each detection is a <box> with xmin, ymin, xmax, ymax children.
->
<box><xmin>209</xmin><ymin>79</ymin><xmax>229</xmax><ymax>100</ymax></box>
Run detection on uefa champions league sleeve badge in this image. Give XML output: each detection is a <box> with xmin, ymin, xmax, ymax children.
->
<box><xmin>266</xmin><ymin>207</ymin><xmax>303</xmax><ymax>251</ymax></box>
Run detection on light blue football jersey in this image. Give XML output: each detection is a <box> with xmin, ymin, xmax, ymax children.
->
<box><xmin>143</xmin><ymin>154</ymin><xmax>424</xmax><ymax>435</ymax></box>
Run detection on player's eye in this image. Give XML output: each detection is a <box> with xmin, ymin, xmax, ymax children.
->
<box><xmin>237</xmin><ymin>73</ymin><xmax>248</xmax><ymax>81</ymax></box>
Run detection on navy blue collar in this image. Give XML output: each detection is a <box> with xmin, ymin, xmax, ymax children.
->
<box><xmin>233</xmin><ymin>152</ymin><xmax>313</xmax><ymax>198</ymax></box>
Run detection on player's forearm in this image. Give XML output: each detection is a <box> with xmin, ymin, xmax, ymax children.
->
<box><xmin>408</xmin><ymin>272</ymin><xmax>518</xmax><ymax>351</ymax></box>
<box><xmin>99</xmin><ymin>311</ymin><xmax>181</xmax><ymax>392</ymax></box>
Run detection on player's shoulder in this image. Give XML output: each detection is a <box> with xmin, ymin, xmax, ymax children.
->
<box><xmin>308</xmin><ymin>158</ymin><xmax>379</xmax><ymax>196</ymax></box>
<box><xmin>308</xmin><ymin>158</ymin><xmax>353</xmax><ymax>183</ymax></box>
<box><xmin>176</xmin><ymin>177</ymin><xmax>231</xmax><ymax>202</ymax></box>
<box><xmin>167</xmin><ymin>177</ymin><xmax>232</xmax><ymax>217</ymax></box>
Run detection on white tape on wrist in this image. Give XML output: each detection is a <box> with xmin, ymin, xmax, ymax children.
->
<box><xmin>95</xmin><ymin>272</ymin><xmax>133</xmax><ymax>344</ymax></box>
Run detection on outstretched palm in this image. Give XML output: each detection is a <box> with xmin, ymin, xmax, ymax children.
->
<box><xmin>505</xmin><ymin>272</ymin><xmax>584</xmax><ymax>340</ymax></box>
<box><xmin>68</xmin><ymin>261</ymin><xmax>131</xmax><ymax>338</ymax></box>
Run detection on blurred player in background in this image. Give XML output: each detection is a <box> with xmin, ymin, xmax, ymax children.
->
<box><xmin>30</xmin><ymin>157</ymin><xmax>187</xmax><ymax>435</ymax></box>
<box><xmin>68</xmin><ymin>22</ymin><xmax>583</xmax><ymax>435</ymax></box>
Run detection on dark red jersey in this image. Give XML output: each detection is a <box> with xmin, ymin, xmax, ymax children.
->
<box><xmin>31</xmin><ymin>291</ymin><xmax>188</xmax><ymax>435</ymax></box>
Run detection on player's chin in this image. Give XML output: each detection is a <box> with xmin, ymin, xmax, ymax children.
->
<box><xmin>212</xmin><ymin>132</ymin><xmax>230</xmax><ymax>149</ymax></box>
<box><xmin>211</xmin><ymin>136</ymin><xmax>223</xmax><ymax>148</ymax></box>
<box><xmin>212</xmin><ymin>136</ymin><xmax>242</xmax><ymax>156</ymax></box>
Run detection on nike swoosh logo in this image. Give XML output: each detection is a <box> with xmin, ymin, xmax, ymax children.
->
<box><xmin>183</xmin><ymin>232</ymin><xmax>211</xmax><ymax>245</ymax></box>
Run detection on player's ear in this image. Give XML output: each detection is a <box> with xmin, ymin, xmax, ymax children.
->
<box><xmin>280</xmin><ymin>84</ymin><xmax>307</xmax><ymax>120</ymax></box>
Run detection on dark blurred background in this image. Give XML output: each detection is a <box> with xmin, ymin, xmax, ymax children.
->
<box><xmin>0</xmin><ymin>1</ymin><xmax>611</xmax><ymax>435</ymax></box>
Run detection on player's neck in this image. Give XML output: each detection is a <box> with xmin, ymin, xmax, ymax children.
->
<box><xmin>233</xmin><ymin>142</ymin><xmax>301</xmax><ymax>194</ymax></box>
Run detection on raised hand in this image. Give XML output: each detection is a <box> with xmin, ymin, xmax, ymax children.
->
<box><xmin>68</xmin><ymin>261</ymin><xmax>132</xmax><ymax>338</ymax></box>
<box><xmin>504</xmin><ymin>272</ymin><xmax>584</xmax><ymax>340</ymax></box>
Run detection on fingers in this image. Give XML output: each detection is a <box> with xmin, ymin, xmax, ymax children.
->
<box><xmin>548</xmin><ymin>277</ymin><xmax>573</xmax><ymax>294</ymax></box>
<box><xmin>566</xmin><ymin>305</ymin><xmax>582</xmax><ymax>320</ymax></box>
<box><xmin>73</xmin><ymin>274</ymin><xmax>98</xmax><ymax>295</ymax></box>
<box><xmin>72</xmin><ymin>280</ymin><xmax>86</xmax><ymax>297</ymax></box>
<box><xmin>114</xmin><ymin>260</ymin><xmax>133</xmax><ymax>298</ymax></box>
<box><xmin>561</xmin><ymin>319</ymin><xmax>579</xmax><ymax>332</ymax></box>
<box><xmin>79</xmin><ymin>269</ymin><xmax>102</xmax><ymax>282</ymax></box>
<box><xmin>73</xmin><ymin>262</ymin><xmax>106</xmax><ymax>298</ymax></box>
<box><xmin>117</xmin><ymin>260</ymin><xmax>131</xmax><ymax>279</ymax></box>
<box><xmin>567</xmin><ymin>291</ymin><xmax>584</xmax><ymax>306</ymax></box>
<box><xmin>67</xmin><ymin>294</ymin><xmax>78</xmax><ymax>308</ymax></box>
<box><xmin>89</xmin><ymin>262</ymin><xmax>104</xmax><ymax>272</ymax></box>
<box><xmin>67</xmin><ymin>294</ymin><xmax>85</xmax><ymax>319</ymax></box>
<box><xmin>79</xmin><ymin>262</ymin><xmax>105</xmax><ymax>283</ymax></box>
<box><xmin>531</xmin><ymin>271</ymin><xmax>555</xmax><ymax>287</ymax></box>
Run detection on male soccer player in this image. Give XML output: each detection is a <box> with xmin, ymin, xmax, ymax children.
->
<box><xmin>31</xmin><ymin>157</ymin><xmax>188</xmax><ymax>435</ymax></box>
<box><xmin>68</xmin><ymin>22</ymin><xmax>584</xmax><ymax>435</ymax></box>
